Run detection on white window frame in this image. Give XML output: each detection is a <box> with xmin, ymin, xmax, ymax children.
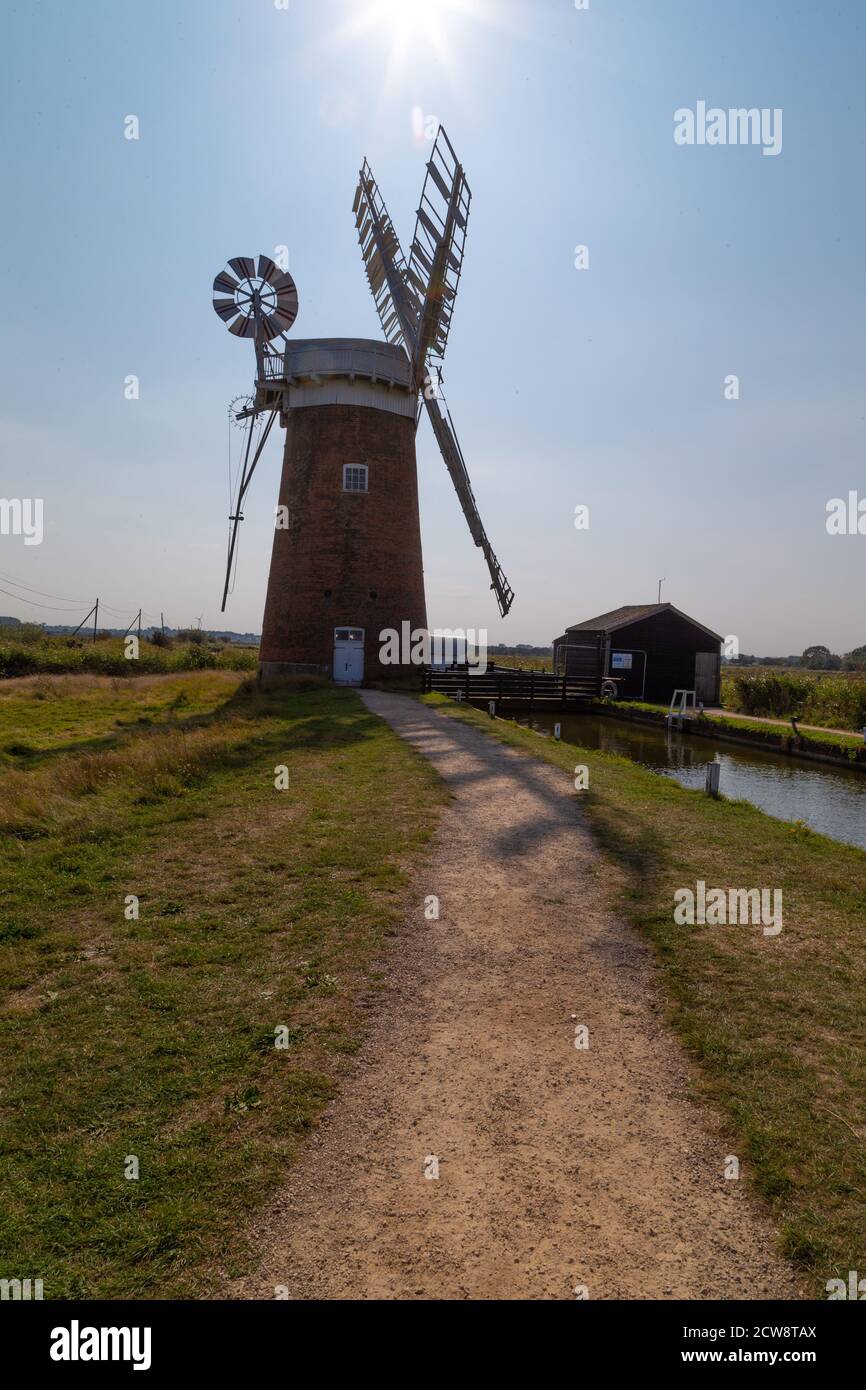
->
<box><xmin>342</xmin><ymin>464</ymin><xmax>368</xmax><ymax>493</ymax></box>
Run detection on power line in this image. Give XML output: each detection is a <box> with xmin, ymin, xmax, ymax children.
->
<box><xmin>0</xmin><ymin>570</ymin><xmax>134</xmax><ymax>613</ymax></box>
<box><xmin>0</xmin><ymin>570</ymin><xmax>168</xmax><ymax>626</ymax></box>
<box><xmin>0</xmin><ymin>585</ymin><xmax>87</xmax><ymax>613</ymax></box>
<box><xmin>0</xmin><ymin>569</ymin><xmax>92</xmax><ymax>604</ymax></box>
<box><xmin>98</xmin><ymin>603</ymin><xmax>145</xmax><ymax>619</ymax></box>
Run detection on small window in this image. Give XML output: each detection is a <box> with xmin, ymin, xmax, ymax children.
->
<box><xmin>343</xmin><ymin>464</ymin><xmax>368</xmax><ymax>493</ymax></box>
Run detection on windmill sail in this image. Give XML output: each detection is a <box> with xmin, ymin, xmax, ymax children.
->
<box><xmin>406</xmin><ymin>127</ymin><xmax>471</xmax><ymax>390</ymax></box>
<box><xmin>352</xmin><ymin>161</ymin><xmax>419</xmax><ymax>349</ymax></box>
<box><xmin>423</xmin><ymin>382</ymin><xmax>514</xmax><ymax>617</ymax></box>
<box><xmin>353</xmin><ymin>127</ymin><xmax>514</xmax><ymax>617</ymax></box>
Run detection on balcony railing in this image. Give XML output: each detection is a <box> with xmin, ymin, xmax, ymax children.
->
<box><xmin>258</xmin><ymin>349</ymin><xmax>285</xmax><ymax>381</ymax></box>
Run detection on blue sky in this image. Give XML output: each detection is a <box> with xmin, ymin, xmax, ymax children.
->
<box><xmin>1</xmin><ymin>0</ymin><xmax>864</xmax><ymax>652</ymax></box>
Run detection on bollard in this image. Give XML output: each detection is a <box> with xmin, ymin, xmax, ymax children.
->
<box><xmin>705</xmin><ymin>761</ymin><xmax>721</xmax><ymax>797</ymax></box>
<box><xmin>488</xmin><ymin>700</ymin><xmax>496</xmax><ymax>719</ymax></box>
<box><xmin>554</xmin><ymin>722</ymin><xmax>561</xmax><ymax>740</ymax></box>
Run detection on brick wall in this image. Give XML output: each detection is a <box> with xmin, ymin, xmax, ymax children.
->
<box><xmin>259</xmin><ymin>401</ymin><xmax>428</xmax><ymax>678</ymax></box>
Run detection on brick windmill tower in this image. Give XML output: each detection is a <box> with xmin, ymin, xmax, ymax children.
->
<box><xmin>212</xmin><ymin>126</ymin><xmax>513</xmax><ymax>685</ymax></box>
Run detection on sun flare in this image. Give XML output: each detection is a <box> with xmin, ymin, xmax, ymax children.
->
<box><xmin>336</xmin><ymin>0</ymin><xmax>481</xmax><ymax>85</ymax></box>
<box><xmin>330</xmin><ymin>0</ymin><xmax>517</xmax><ymax>120</ymax></box>
<box><xmin>354</xmin><ymin>0</ymin><xmax>446</xmax><ymax>41</ymax></box>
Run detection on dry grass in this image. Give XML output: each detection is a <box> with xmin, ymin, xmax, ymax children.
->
<box><xmin>0</xmin><ymin>721</ymin><xmax>255</xmax><ymax>835</ymax></box>
<box><xmin>0</xmin><ymin>675</ymin><xmax>446</xmax><ymax>1298</ymax></box>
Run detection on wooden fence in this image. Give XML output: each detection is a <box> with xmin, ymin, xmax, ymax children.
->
<box><xmin>422</xmin><ymin>664</ymin><xmax>601</xmax><ymax>708</ymax></box>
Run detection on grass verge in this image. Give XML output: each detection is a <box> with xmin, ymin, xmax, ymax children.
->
<box><xmin>606</xmin><ymin>700</ymin><xmax>866</xmax><ymax>761</ymax></box>
<box><xmin>0</xmin><ymin>673</ymin><xmax>445</xmax><ymax>1297</ymax></box>
<box><xmin>420</xmin><ymin>692</ymin><xmax>866</xmax><ymax>1297</ymax></box>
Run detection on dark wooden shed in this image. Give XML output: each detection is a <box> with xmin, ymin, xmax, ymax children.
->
<box><xmin>552</xmin><ymin>603</ymin><xmax>722</xmax><ymax>705</ymax></box>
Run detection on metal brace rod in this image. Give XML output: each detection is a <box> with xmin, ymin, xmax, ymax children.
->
<box><xmin>221</xmin><ymin>408</ymin><xmax>278</xmax><ymax>612</ymax></box>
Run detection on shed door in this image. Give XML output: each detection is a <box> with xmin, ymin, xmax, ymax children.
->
<box><xmin>333</xmin><ymin>628</ymin><xmax>365</xmax><ymax>686</ymax></box>
<box><xmin>694</xmin><ymin>652</ymin><xmax>720</xmax><ymax>703</ymax></box>
<box><xmin>558</xmin><ymin>639</ymin><xmax>603</xmax><ymax>680</ymax></box>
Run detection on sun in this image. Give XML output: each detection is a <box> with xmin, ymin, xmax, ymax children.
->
<box><xmin>349</xmin><ymin>0</ymin><xmax>446</xmax><ymax>40</ymax></box>
<box><xmin>374</xmin><ymin>0</ymin><xmax>434</xmax><ymax>25</ymax></box>
<box><xmin>336</xmin><ymin>0</ymin><xmax>458</xmax><ymax>81</ymax></box>
<box><xmin>331</xmin><ymin>0</ymin><xmax>516</xmax><ymax>109</ymax></box>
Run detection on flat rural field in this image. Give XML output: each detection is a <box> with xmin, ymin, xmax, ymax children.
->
<box><xmin>0</xmin><ymin>672</ymin><xmax>445</xmax><ymax>1297</ymax></box>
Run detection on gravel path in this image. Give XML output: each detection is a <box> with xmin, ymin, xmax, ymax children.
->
<box><xmin>225</xmin><ymin>692</ymin><xmax>801</xmax><ymax>1300</ymax></box>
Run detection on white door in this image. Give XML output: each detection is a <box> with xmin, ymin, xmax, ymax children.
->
<box><xmin>333</xmin><ymin>627</ymin><xmax>365</xmax><ymax>685</ymax></box>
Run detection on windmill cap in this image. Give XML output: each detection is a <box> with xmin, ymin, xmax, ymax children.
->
<box><xmin>282</xmin><ymin>338</ymin><xmax>411</xmax><ymax>391</ymax></box>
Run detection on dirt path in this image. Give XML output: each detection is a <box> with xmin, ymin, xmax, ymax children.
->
<box><xmin>225</xmin><ymin>692</ymin><xmax>801</xmax><ymax>1300</ymax></box>
<box><xmin>703</xmin><ymin>706</ymin><xmax>858</xmax><ymax>739</ymax></box>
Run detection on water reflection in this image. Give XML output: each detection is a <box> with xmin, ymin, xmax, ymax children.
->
<box><xmin>525</xmin><ymin>713</ymin><xmax>866</xmax><ymax>852</ymax></box>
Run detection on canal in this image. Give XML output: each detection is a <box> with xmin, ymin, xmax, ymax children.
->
<box><xmin>521</xmin><ymin>712</ymin><xmax>866</xmax><ymax>852</ymax></box>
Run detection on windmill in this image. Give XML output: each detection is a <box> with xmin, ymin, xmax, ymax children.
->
<box><xmin>353</xmin><ymin>126</ymin><xmax>513</xmax><ymax>618</ymax></box>
<box><xmin>212</xmin><ymin>126</ymin><xmax>512</xmax><ymax>686</ymax></box>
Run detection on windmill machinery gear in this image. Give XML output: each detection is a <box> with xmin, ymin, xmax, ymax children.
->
<box><xmin>352</xmin><ymin>126</ymin><xmax>514</xmax><ymax>617</ymax></box>
<box><xmin>228</xmin><ymin>394</ymin><xmax>255</xmax><ymax>428</ymax></box>
<box><xmin>211</xmin><ymin>255</ymin><xmax>300</xmax><ymax>611</ymax></box>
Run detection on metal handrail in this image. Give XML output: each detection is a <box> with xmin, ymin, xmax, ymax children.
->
<box><xmin>258</xmin><ymin>350</ymin><xmax>285</xmax><ymax>381</ymax></box>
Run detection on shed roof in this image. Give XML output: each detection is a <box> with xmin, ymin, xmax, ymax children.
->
<box><xmin>563</xmin><ymin>603</ymin><xmax>723</xmax><ymax>643</ymax></box>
